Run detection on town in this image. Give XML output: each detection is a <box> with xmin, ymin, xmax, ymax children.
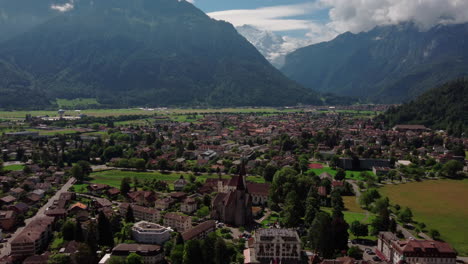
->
<box><xmin>0</xmin><ymin>107</ymin><xmax>466</xmax><ymax>264</ymax></box>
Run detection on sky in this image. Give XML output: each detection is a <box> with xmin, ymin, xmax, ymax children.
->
<box><xmin>189</xmin><ymin>0</ymin><xmax>468</xmax><ymax>44</ymax></box>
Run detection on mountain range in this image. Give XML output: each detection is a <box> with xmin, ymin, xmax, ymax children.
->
<box><xmin>281</xmin><ymin>23</ymin><xmax>468</xmax><ymax>103</ymax></box>
<box><xmin>0</xmin><ymin>0</ymin><xmax>321</xmax><ymax>109</ymax></box>
<box><xmin>236</xmin><ymin>25</ymin><xmax>312</xmax><ymax>68</ymax></box>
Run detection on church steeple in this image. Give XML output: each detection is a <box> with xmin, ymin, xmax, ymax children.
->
<box><xmin>235</xmin><ymin>159</ymin><xmax>247</xmax><ymax>190</ymax></box>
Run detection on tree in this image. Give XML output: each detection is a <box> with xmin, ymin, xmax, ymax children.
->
<box><xmin>348</xmin><ymin>246</ymin><xmax>363</xmax><ymax>260</ymax></box>
<box><xmin>126</xmin><ymin>253</ymin><xmax>143</xmax><ymax>264</ymax></box>
<box><xmin>71</xmin><ymin>164</ymin><xmax>84</xmax><ymax>183</ymax></box>
<box><xmin>442</xmin><ymin>160</ymin><xmax>463</xmax><ymax>178</ymax></box>
<box><xmin>304</xmin><ymin>194</ymin><xmax>320</xmax><ymax>226</ymax></box>
<box><xmin>350</xmin><ymin>221</ymin><xmax>368</xmax><ymax>238</ymax></box>
<box><xmin>120</xmin><ymin>177</ymin><xmax>132</xmax><ymax>196</ymax></box>
<box><xmin>170</xmin><ymin>244</ymin><xmax>184</xmax><ymax>264</ymax></box>
<box><xmin>98</xmin><ymin>211</ymin><xmax>114</xmax><ymax>247</ymax></box>
<box><xmin>281</xmin><ymin>191</ymin><xmax>302</xmax><ymax>227</ymax></box>
<box><xmin>72</xmin><ymin>243</ymin><xmax>95</xmax><ymax>264</ymax></box>
<box><xmin>398</xmin><ymin>207</ymin><xmax>413</xmax><ymax>223</ymax></box>
<box><xmin>62</xmin><ymin>220</ymin><xmax>75</xmax><ymax>241</ymax></box>
<box><xmin>263</xmin><ymin>165</ymin><xmax>277</xmax><ymax>182</ymax></box>
<box><xmin>48</xmin><ymin>253</ymin><xmax>71</xmax><ymax>264</ymax></box>
<box><xmin>74</xmin><ymin>221</ymin><xmax>84</xmax><ymax>242</ymax></box>
<box><xmin>183</xmin><ymin>240</ymin><xmax>203</xmax><ymax>264</ymax></box>
<box><xmin>107</xmin><ymin>256</ymin><xmax>125</xmax><ymax>264</ymax></box>
<box><xmin>331</xmin><ymin>207</ymin><xmax>349</xmax><ymax>252</ymax></box>
<box><xmin>214</xmin><ymin>237</ymin><xmax>229</xmax><ymax>264</ymax></box>
<box><xmin>308</xmin><ymin>212</ymin><xmax>333</xmax><ymax>258</ymax></box>
<box><xmin>125</xmin><ymin>205</ymin><xmax>135</xmax><ymax>223</ymax></box>
<box><xmin>330</xmin><ymin>190</ymin><xmax>344</xmax><ymax>210</ymax></box>
<box><xmin>0</xmin><ymin>159</ymin><xmax>3</xmax><ymax>172</ymax></box>
<box><xmin>429</xmin><ymin>229</ymin><xmax>441</xmax><ymax>240</ymax></box>
<box><xmin>334</xmin><ymin>168</ymin><xmax>346</xmax><ymax>181</ymax></box>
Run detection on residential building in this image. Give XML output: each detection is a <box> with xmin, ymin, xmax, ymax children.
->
<box><xmin>163</xmin><ymin>213</ymin><xmax>191</xmax><ymax>232</ymax></box>
<box><xmin>180</xmin><ymin>198</ymin><xmax>197</xmax><ymax>214</ymax></box>
<box><xmin>182</xmin><ymin>220</ymin><xmax>216</xmax><ymax>241</ymax></box>
<box><xmin>111</xmin><ymin>244</ymin><xmax>164</xmax><ymax>264</ymax></box>
<box><xmin>173</xmin><ymin>176</ymin><xmax>188</xmax><ymax>191</ymax></box>
<box><xmin>119</xmin><ymin>203</ymin><xmax>161</xmax><ymax>223</ymax></box>
<box><xmin>10</xmin><ymin>216</ymin><xmax>54</xmax><ymax>259</ymax></box>
<box><xmin>249</xmin><ymin>228</ymin><xmax>302</xmax><ymax>264</ymax></box>
<box><xmin>377</xmin><ymin>232</ymin><xmax>457</xmax><ymax>264</ymax></box>
<box><xmin>131</xmin><ymin>221</ymin><xmax>171</xmax><ymax>245</ymax></box>
<box><xmin>0</xmin><ymin>210</ymin><xmax>16</xmax><ymax>231</ymax></box>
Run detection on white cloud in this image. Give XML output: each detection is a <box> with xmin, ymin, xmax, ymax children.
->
<box><xmin>208</xmin><ymin>3</ymin><xmax>323</xmax><ymax>32</ymax></box>
<box><xmin>321</xmin><ymin>0</ymin><xmax>468</xmax><ymax>33</ymax></box>
<box><xmin>208</xmin><ymin>0</ymin><xmax>468</xmax><ymax>45</ymax></box>
<box><xmin>51</xmin><ymin>2</ymin><xmax>74</xmax><ymax>12</ymax></box>
<box><xmin>186</xmin><ymin>0</ymin><xmax>195</xmax><ymax>4</ymax></box>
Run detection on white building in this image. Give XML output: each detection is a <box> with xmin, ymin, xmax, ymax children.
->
<box><xmin>377</xmin><ymin>232</ymin><xmax>457</xmax><ymax>264</ymax></box>
<box><xmin>250</xmin><ymin>228</ymin><xmax>301</xmax><ymax>263</ymax></box>
<box><xmin>131</xmin><ymin>221</ymin><xmax>171</xmax><ymax>245</ymax></box>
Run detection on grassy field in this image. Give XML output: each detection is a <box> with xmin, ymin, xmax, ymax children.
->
<box><xmin>3</xmin><ymin>164</ymin><xmax>25</xmax><ymax>171</ymax></box>
<box><xmin>0</xmin><ymin>107</ymin><xmax>302</xmax><ymax>120</ymax></box>
<box><xmin>380</xmin><ymin>179</ymin><xmax>468</xmax><ymax>256</ymax></box>
<box><xmin>307</xmin><ymin>166</ymin><xmax>374</xmax><ymax>181</ymax></box>
<box><xmin>90</xmin><ymin>170</ymin><xmax>265</xmax><ymax>190</ymax></box>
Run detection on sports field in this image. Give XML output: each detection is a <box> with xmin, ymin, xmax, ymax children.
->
<box><xmin>380</xmin><ymin>179</ymin><xmax>468</xmax><ymax>256</ymax></box>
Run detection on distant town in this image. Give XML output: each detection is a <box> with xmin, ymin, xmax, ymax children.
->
<box><xmin>0</xmin><ymin>106</ymin><xmax>466</xmax><ymax>264</ymax></box>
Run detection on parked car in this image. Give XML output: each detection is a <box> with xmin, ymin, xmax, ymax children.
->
<box><xmin>372</xmin><ymin>256</ymin><xmax>381</xmax><ymax>262</ymax></box>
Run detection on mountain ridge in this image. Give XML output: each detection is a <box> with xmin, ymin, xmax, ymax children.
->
<box><xmin>0</xmin><ymin>0</ymin><xmax>321</xmax><ymax>109</ymax></box>
<box><xmin>281</xmin><ymin>22</ymin><xmax>468</xmax><ymax>103</ymax></box>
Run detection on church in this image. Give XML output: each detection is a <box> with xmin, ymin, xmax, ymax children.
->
<box><xmin>211</xmin><ymin>163</ymin><xmax>253</xmax><ymax>227</ymax></box>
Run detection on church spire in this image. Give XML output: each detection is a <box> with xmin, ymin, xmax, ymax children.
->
<box><xmin>235</xmin><ymin>158</ymin><xmax>246</xmax><ymax>190</ymax></box>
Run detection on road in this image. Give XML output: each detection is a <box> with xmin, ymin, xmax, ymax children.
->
<box><xmin>0</xmin><ymin>177</ymin><xmax>76</xmax><ymax>257</ymax></box>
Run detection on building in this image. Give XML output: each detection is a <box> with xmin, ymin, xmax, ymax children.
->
<box><xmin>131</xmin><ymin>221</ymin><xmax>171</xmax><ymax>245</ymax></box>
<box><xmin>182</xmin><ymin>220</ymin><xmax>216</xmax><ymax>241</ymax></box>
<box><xmin>211</xmin><ymin>163</ymin><xmax>253</xmax><ymax>226</ymax></box>
<box><xmin>0</xmin><ymin>210</ymin><xmax>16</xmax><ymax>231</ymax></box>
<box><xmin>339</xmin><ymin>158</ymin><xmax>391</xmax><ymax>170</ymax></box>
<box><xmin>119</xmin><ymin>203</ymin><xmax>161</xmax><ymax>223</ymax></box>
<box><xmin>246</xmin><ymin>183</ymin><xmax>270</xmax><ymax>206</ymax></box>
<box><xmin>173</xmin><ymin>176</ymin><xmax>188</xmax><ymax>191</ymax></box>
<box><xmin>163</xmin><ymin>213</ymin><xmax>191</xmax><ymax>232</ymax></box>
<box><xmin>111</xmin><ymin>244</ymin><xmax>164</xmax><ymax>264</ymax></box>
<box><xmin>377</xmin><ymin>232</ymin><xmax>457</xmax><ymax>264</ymax></box>
<box><xmin>180</xmin><ymin>198</ymin><xmax>197</xmax><ymax>214</ymax></box>
<box><xmin>392</xmin><ymin>125</ymin><xmax>429</xmax><ymax>132</ymax></box>
<box><xmin>10</xmin><ymin>216</ymin><xmax>54</xmax><ymax>259</ymax></box>
<box><xmin>249</xmin><ymin>228</ymin><xmax>302</xmax><ymax>264</ymax></box>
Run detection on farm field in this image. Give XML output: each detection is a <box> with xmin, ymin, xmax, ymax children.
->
<box><xmin>89</xmin><ymin>169</ymin><xmax>265</xmax><ymax>190</ymax></box>
<box><xmin>380</xmin><ymin>179</ymin><xmax>468</xmax><ymax>256</ymax></box>
<box><xmin>0</xmin><ymin>107</ymin><xmax>301</xmax><ymax>120</ymax></box>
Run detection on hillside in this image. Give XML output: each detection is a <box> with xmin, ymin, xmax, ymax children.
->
<box><xmin>378</xmin><ymin>79</ymin><xmax>468</xmax><ymax>137</ymax></box>
<box><xmin>281</xmin><ymin>23</ymin><xmax>468</xmax><ymax>103</ymax></box>
<box><xmin>0</xmin><ymin>0</ymin><xmax>320</xmax><ymax>109</ymax></box>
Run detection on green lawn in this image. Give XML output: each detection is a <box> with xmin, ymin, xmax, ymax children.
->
<box><xmin>381</xmin><ymin>179</ymin><xmax>468</xmax><ymax>256</ymax></box>
<box><xmin>307</xmin><ymin>166</ymin><xmax>374</xmax><ymax>181</ymax></box>
<box><xmin>4</xmin><ymin>164</ymin><xmax>25</xmax><ymax>171</ymax></box>
<box><xmin>90</xmin><ymin>170</ymin><xmax>264</xmax><ymax>190</ymax></box>
<box><xmin>56</xmin><ymin>98</ymin><xmax>100</xmax><ymax>109</ymax></box>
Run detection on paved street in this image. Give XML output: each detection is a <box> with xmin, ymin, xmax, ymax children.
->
<box><xmin>0</xmin><ymin>177</ymin><xmax>76</xmax><ymax>257</ymax></box>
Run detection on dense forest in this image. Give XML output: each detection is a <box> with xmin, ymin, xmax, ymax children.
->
<box><xmin>378</xmin><ymin>79</ymin><xmax>468</xmax><ymax>137</ymax></box>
